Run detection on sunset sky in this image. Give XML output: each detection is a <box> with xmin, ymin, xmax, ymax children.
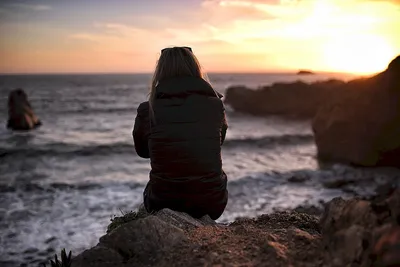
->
<box><xmin>0</xmin><ymin>0</ymin><xmax>399</xmax><ymax>74</ymax></box>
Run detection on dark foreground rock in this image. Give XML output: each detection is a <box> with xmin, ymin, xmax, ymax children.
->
<box><xmin>313</xmin><ymin>55</ymin><xmax>400</xmax><ymax>167</ymax></box>
<box><xmin>7</xmin><ymin>88</ymin><xmax>41</xmax><ymax>131</ymax></box>
<box><xmin>321</xmin><ymin>186</ymin><xmax>400</xmax><ymax>267</ymax></box>
<box><xmin>74</xmin><ymin>209</ymin><xmax>322</xmax><ymax>267</ymax></box>
<box><xmin>224</xmin><ymin>79</ymin><xmax>345</xmax><ymax>118</ymax></box>
<box><xmin>72</xmin><ymin>188</ymin><xmax>400</xmax><ymax>267</ymax></box>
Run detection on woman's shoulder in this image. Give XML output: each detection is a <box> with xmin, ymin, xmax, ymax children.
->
<box><xmin>138</xmin><ymin>101</ymin><xmax>149</xmax><ymax>111</ymax></box>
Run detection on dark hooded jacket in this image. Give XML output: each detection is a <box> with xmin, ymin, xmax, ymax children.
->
<box><xmin>133</xmin><ymin>76</ymin><xmax>228</xmax><ymax>220</ymax></box>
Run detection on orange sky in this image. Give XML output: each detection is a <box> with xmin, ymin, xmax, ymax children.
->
<box><xmin>0</xmin><ymin>0</ymin><xmax>399</xmax><ymax>74</ymax></box>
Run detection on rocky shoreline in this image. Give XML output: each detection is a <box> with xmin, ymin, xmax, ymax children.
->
<box><xmin>69</xmin><ymin>52</ymin><xmax>400</xmax><ymax>266</ymax></box>
<box><xmin>224</xmin><ymin>79</ymin><xmax>344</xmax><ymax>119</ymax></box>
<box><xmin>72</xmin><ymin>185</ymin><xmax>400</xmax><ymax>267</ymax></box>
<box><xmin>225</xmin><ymin>55</ymin><xmax>400</xmax><ymax>168</ymax></box>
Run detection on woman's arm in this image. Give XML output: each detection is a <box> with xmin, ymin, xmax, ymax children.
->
<box><xmin>132</xmin><ymin>101</ymin><xmax>151</xmax><ymax>158</ymax></box>
<box><xmin>221</xmin><ymin>109</ymin><xmax>228</xmax><ymax>145</ymax></box>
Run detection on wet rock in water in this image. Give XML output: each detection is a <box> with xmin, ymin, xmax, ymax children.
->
<box><xmin>6</xmin><ymin>88</ymin><xmax>42</xmax><ymax>131</ymax></box>
<box><xmin>297</xmin><ymin>70</ymin><xmax>315</xmax><ymax>75</ymax></box>
<box><xmin>224</xmin><ymin>79</ymin><xmax>344</xmax><ymax>119</ymax></box>
<box><xmin>313</xmin><ymin>55</ymin><xmax>400</xmax><ymax>168</ymax></box>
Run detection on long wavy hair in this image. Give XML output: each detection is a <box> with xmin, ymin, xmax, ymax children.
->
<box><xmin>149</xmin><ymin>47</ymin><xmax>210</xmax><ymax>110</ymax></box>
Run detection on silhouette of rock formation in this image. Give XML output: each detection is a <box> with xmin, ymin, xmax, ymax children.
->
<box><xmin>312</xmin><ymin>55</ymin><xmax>400</xmax><ymax>167</ymax></box>
<box><xmin>7</xmin><ymin>88</ymin><xmax>42</xmax><ymax>131</ymax></box>
<box><xmin>224</xmin><ymin>79</ymin><xmax>344</xmax><ymax>118</ymax></box>
<box><xmin>297</xmin><ymin>70</ymin><xmax>315</xmax><ymax>75</ymax></box>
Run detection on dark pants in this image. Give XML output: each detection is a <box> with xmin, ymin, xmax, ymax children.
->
<box><xmin>143</xmin><ymin>173</ymin><xmax>228</xmax><ymax>220</ymax></box>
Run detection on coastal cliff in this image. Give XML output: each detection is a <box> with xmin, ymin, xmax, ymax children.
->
<box><xmin>224</xmin><ymin>79</ymin><xmax>344</xmax><ymax>119</ymax></box>
<box><xmin>224</xmin><ymin>55</ymin><xmax>400</xmax><ymax>168</ymax></box>
<box><xmin>312</xmin><ymin>55</ymin><xmax>400</xmax><ymax>167</ymax></box>
<box><xmin>72</xmin><ymin>187</ymin><xmax>400</xmax><ymax>267</ymax></box>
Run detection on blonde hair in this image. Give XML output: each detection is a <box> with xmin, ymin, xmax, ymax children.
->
<box><xmin>149</xmin><ymin>47</ymin><xmax>209</xmax><ymax>108</ymax></box>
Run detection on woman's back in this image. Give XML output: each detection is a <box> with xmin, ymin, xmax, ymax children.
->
<box><xmin>133</xmin><ymin>47</ymin><xmax>228</xmax><ymax>220</ymax></box>
<box><xmin>150</xmin><ymin>76</ymin><xmax>225</xmax><ymax>179</ymax></box>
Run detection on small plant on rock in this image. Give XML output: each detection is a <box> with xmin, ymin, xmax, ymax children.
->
<box><xmin>41</xmin><ymin>248</ymin><xmax>72</xmax><ymax>267</ymax></box>
<box><xmin>107</xmin><ymin>205</ymin><xmax>150</xmax><ymax>233</ymax></box>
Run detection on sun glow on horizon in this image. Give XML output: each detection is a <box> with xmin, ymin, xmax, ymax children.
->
<box><xmin>0</xmin><ymin>0</ymin><xmax>399</xmax><ymax>74</ymax></box>
<box><xmin>301</xmin><ymin>0</ymin><xmax>398</xmax><ymax>74</ymax></box>
<box><xmin>323</xmin><ymin>35</ymin><xmax>395</xmax><ymax>74</ymax></box>
<box><xmin>197</xmin><ymin>0</ymin><xmax>400</xmax><ymax>74</ymax></box>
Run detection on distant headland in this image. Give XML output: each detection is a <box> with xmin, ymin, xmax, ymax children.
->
<box><xmin>297</xmin><ymin>70</ymin><xmax>315</xmax><ymax>75</ymax></box>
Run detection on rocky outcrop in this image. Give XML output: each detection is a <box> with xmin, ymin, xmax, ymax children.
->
<box><xmin>224</xmin><ymin>79</ymin><xmax>344</xmax><ymax>118</ymax></box>
<box><xmin>72</xmin><ymin>187</ymin><xmax>400</xmax><ymax>266</ymax></box>
<box><xmin>73</xmin><ymin>208</ymin><xmax>218</xmax><ymax>267</ymax></box>
<box><xmin>7</xmin><ymin>88</ymin><xmax>41</xmax><ymax>131</ymax></box>
<box><xmin>312</xmin><ymin>55</ymin><xmax>400</xmax><ymax>167</ymax></box>
<box><xmin>297</xmin><ymin>70</ymin><xmax>315</xmax><ymax>75</ymax></box>
<box><xmin>73</xmin><ymin>207</ymin><xmax>322</xmax><ymax>267</ymax></box>
<box><xmin>321</xmin><ymin>186</ymin><xmax>400</xmax><ymax>267</ymax></box>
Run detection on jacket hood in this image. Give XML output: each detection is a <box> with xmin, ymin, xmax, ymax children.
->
<box><xmin>156</xmin><ymin>76</ymin><xmax>223</xmax><ymax>99</ymax></box>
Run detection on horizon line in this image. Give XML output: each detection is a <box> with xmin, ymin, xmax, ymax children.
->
<box><xmin>0</xmin><ymin>70</ymin><xmax>360</xmax><ymax>76</ymax></box>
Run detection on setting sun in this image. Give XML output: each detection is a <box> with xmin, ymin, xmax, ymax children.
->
<box><xmin>323</xmin><ymin>35</ymin><xmax>395</xmax><ymax>74</ymax></box>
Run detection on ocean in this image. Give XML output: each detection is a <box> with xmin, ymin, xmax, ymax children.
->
<box><xmin>1</xmin><ymin>73</ymin><xmax>399</xmax><ymax>266</ymax></box>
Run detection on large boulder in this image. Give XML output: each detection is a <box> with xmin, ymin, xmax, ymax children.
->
<box><xmin>320</xmin><ymin>188</ymin><xmax>400</xmax><ymax>267</ymax></box>
<box><xmin>72</xmin><ymin>208</ymin><xmax>216</xmax><ymax>267</ymax></box>
<box><xmin>7</xmin><ymin>88</ymin><xmax>42</xmax><ymax>131</ymax></box>
<box><xmin>224</xmin><ymin>79</ymin><xmax>344</xmax><ymax>118</ymax></box>
<box><xmin>312</xmin><ymin>55</ymin><xmax>400</xmax><ymax>167</ymax></box>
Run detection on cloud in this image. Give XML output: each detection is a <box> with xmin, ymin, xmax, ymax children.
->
<box><xmin>201</xmin><ymin>0</ymin><xmax>276</xmax><ymax>22</ymax></box>
<box><xmin>69</xmin><ymin>0</ymin><xmax>399</xmax><ymax>60</ymax></box>
<box><xmin>68</xmin><ymin>23</ymin><xmax>170</xmax><ymax>55</ymax></box>
<box><xmin>4</xmin><ymin>0</ymin><xmax>398</xmax><ymax>73</ymax></box>
<box><xmin>8</xmin><ymin>3</ymin><xmax>52</xmax><ymax>11</ymax></box>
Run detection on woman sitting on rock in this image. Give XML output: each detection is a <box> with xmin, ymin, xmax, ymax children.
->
<box><xmin>133</xmin><ymin>46</ymin><xmax>228</xmax><ymax>220</ymax></box>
